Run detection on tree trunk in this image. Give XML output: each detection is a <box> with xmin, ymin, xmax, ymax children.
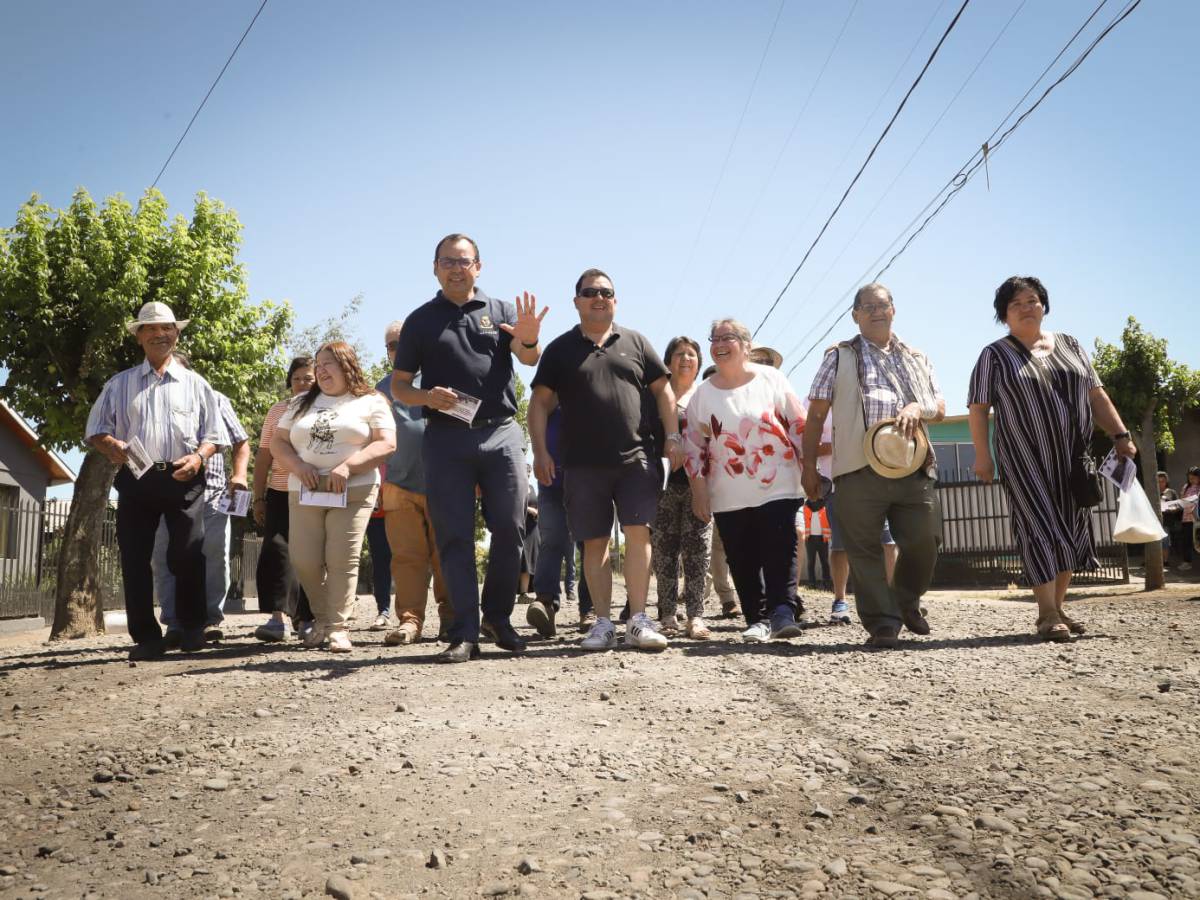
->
<box><xmin>1138</xmin><ymin>408</ymin><xmax>1165</xmax><ymax>591</ymax></box>
<box><xmin>49</xmin><ymin>450</ymin><xmax>117</xmax><ymax>640</ymax></box>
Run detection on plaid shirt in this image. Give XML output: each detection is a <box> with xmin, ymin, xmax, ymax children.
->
<box><xmin>203</xmin><ymin>392</ymin><xmax>249</xmax><ymax>505</ymax></box>
<box><xmin>808</xmin><ymin>334</ymin><xmax>942</xmax><ymax>428</ymax></box>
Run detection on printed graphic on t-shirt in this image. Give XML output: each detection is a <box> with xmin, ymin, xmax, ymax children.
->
<box><xmin>308</xmin><ymin>408</ymin><xmax>337</xmax><ymax>454</ymax></box>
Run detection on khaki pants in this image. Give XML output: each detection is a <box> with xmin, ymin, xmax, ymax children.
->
<box><xmin>708</xmin><ymin>529</ymin><xmax>737</xmax><ymax>605</ymax></box>
<box><xmin>381</xmin><ymin>483</ymin><xmax>451</xmax><ymax>630</ymax></box>
<box><xmin>288</xmin><ymin>483</ymin><xmax>377</xmax><ymax>630</ymax></box>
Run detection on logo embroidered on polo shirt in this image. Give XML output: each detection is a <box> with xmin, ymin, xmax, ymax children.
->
<box><xmin>479</xmin><ymin>315</ymin><xmax>494</xmax><ymax>331</ymax></box>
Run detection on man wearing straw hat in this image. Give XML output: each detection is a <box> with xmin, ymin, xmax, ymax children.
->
<box><xmin>800</xmin><ymin>283</ymin><xmax>944</xmax><ymax>649</ymax></box>
<box><xmin>86</xmin><ymin>302</ymin><xmax>227</xmax><ymax>661</ymax></box>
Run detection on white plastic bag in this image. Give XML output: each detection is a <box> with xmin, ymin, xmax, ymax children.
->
<box><xmin>1113</xmin><ymin>480</ymin><xmax>1168</xmax><ymax>543</ymax></box>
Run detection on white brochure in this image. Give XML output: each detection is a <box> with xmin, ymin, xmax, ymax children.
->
<box><xmin>1099</xmin><ymin>449</ymin><xmax>1136</xmax><ymax>493</ymax></box>
<box><xmin>217</xmin><ymin>490</ymin><xmax>252</xmax><ymax>517</ymax></box>
<box><xmin>299</xmin><ymin>485</ymin><xmax>348</xmax><ymax>508</ymax></box>
<box><xmin>124</xmin><ymin>436</ymin><xmax>153</xmax><ymax>479</ymax></box>
<box><xmin>444</xmin><ymin>389</ymin><xmax>482</xmax><ymax>425</ymax></box>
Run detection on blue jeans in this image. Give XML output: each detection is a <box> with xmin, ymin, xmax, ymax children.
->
<box><xmin>365</xmin><ymin>515</ymin><xmax>392</xmax><ymax>615</ymax></box>
<box><xmin>532</xmin><ymin>484</ymin><xmax>587</xmax><ymax>611</ymax></box>
<box><xmin>423</xmin><ymin>420</ymin><xmax>527</xmax><ymax>643</ymax></box>
<box><xmin>153</xmin><ymin>502</ymin><xmax>229</xmax><ymax>628</ymax></box>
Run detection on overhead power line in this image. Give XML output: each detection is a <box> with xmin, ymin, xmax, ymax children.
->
<box><xmin>752</xmin><ymin>0</ymin><xmax>972</xmax><ymax>339</ymax></box>
<box><xmin>772</xmin><ymin>0</ymin><xmax>1029</xmax><ymax>363</ymax></box>
<box><xmin>698</xmin><ymin>0</ymin><xmax>861</xmax><ymax>313</ymax></box>
<box><xmin>150</xmin><ymin>0</ymin><xmax>270</xmax><ymax>189</ymax></box>
<box><xmin>662</xmin><ymin>0</ymin><xmax>787</xmax><ymax>320</ymax></box>
<box><xmin>783</xmin><ymin>0</ymin><xmax>1142</xmax><ymax>374</ymax></box>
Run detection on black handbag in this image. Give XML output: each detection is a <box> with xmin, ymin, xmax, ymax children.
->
<box><xmin>1007</xmin><ymin>336</ymin><xmax>1103</xmax><ymax>508</ymax></box>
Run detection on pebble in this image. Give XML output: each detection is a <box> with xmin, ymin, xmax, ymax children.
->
<box><xmin>871</xmin><ymin>882</ymin><xmax>918</xmax><ymax>896</ymax></box>
<box><xmin>812</xmin><ymin>804</ymin><xmax>833</xmax><ymax>819</ymax></box>
<box><xmin>203</xmin><ymin>779</ymin><xmax>229</xmax><ymax>791</ymax></box>
<box><xmin>1138</xmin><ymin>780</ymin><xmax>1171</xmax><ymax>793</ymax></box>
<box><xmin>253</xmin><ymin>708</ymin><xmax>273</xmax><ymax>718</ymax></box>
<box><xmin>427</xmin><ymin>848</ymin><xmax>448</xmax><ymax>869</ymax></box>
<box><xmin>974</xmin><ymin>814</ymin><xmax>1017</xmax><ymax>834</ymax></box>
<box><xmin>823</xmin><ymin>859</ymin><xmax>848</xmax><ymax>878</ymax></box>
<box><xmin>481</xmin><ymin>884</ymin><xmax>511</xmax><ymax>897</ymax></box>
<box><xmin>325</xmin><ymin>874</ymin><xmax>355</xmax><ymax>899</ymax></box>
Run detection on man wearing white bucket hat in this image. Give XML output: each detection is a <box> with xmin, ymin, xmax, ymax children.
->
<box><xmin>801</xmin><ymin>283</ymin><xmax>945</xmax><ymax>649</ymax></box>
<box><xmin>86</xmin><ymin>301</ymin><xmax>227</xmax><ymax>661</ymax></box>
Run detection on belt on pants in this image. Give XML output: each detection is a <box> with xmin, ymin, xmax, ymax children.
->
<box><xmin>429</xmin><ymin>415</ymin><xmax>513</xmax><ymax>431</ymax></box>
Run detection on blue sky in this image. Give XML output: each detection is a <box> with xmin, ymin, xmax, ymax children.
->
<box><xmin>2</xmin><ymin>0</ymin><xmax>1196</xmax><ymax>494</ymax></box>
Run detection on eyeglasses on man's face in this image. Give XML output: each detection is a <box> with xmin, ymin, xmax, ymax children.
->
<box><xmin>578</xmin><ymin>287</ymin><xmax>615</xmax><ymax>299</ymax></box>
<box><xmin>437</xmin><ymin>257</ymin><xmax>478</xmax><ymax>270</ymax></box>
<box><xmin>709</xmin><ymin>333</ymin><xmax>740</xmax><ymax>344</ymax></box>
<box><xmin>857</xmin><ymin>302</ymin><xmax>893</xmax><ymax>315</ymax></box>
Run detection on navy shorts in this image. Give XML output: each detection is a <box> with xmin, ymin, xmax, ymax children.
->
<box><xmin>826</xmin><ymin>491</ymin><xmax>894</xmax><ymax>552</ymax></box>
<box><xmin>564</xmin><ymin>460</ymin><xmax>662</xmax><ymax>540</ymax></box>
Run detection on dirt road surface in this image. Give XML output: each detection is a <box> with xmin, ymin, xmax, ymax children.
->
<box><xmin>1</xmin><ymin>583</ymin><xmax>1197</xmax><ymax>899</ymax></box>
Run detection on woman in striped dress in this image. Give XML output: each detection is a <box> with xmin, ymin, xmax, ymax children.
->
<box><xmin>967</xmin><ymin>276</ymin><xmax>1136</xmax><ymax>642</ymax></box>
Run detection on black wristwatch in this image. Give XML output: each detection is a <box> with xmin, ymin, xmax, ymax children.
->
<box><xmin>1112</xmin><ymin>431</ymin><xmax>1131</xmax><ymax>442</ymax></box>
<box><xmin>521</xmin><ymin>340</ymin><xmax>539</xmax><ymax>349</ymax></box>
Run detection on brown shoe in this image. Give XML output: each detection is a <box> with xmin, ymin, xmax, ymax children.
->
<box><xmin>526</xmin><ymin>597</ymin><xmax>557</xmax><ymax>638</ymax></box>
<box><xmin>900</xmin><ymin>606</ymin><xmax>930</xmax><ymax>635</ymax></box>
<box><xmin>578</xmin><ymin>611</ymin><xmax>597</xmax><ymax>633</ymax></box>
<box><xmin>866</xmin><ymin>625</ymin><xmax>901</xmax><ymax>649</ymax></box>
<box><xmin>720</xmin><ymin>597</ymin><xmax>741</xmax><ymax>618</ymax></box>
<box><xmin>384</xmin><ymin>622</ymin><xmax>420</xmax><ymax>646</ymax></box>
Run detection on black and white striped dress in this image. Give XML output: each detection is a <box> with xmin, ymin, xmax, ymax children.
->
<box><xmin>968</xmin><ymin>333</ymin><xmax>1100</xmax><ymax>585</ymax></box>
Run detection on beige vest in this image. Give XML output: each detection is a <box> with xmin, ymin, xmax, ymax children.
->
<box><xmin>831</xmin><ymin>344</ymin><xmax>869</xmax><ymax>478</ymax></box>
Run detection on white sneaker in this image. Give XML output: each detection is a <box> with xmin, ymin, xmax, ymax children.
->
<box><xmin>1179</xmin><ymin>562</ymin><xmax>1193</xmax><ymax>572</ymax></box>
<box><xmin>302</xmin><ymin>623</ymin><xmax>326</xmax><ymax>649</ymax></box>
<box><xmin>626</xmin><ymin>613</ymin><xmax>669</xmax><ymax>651</ymax></box>
<box><xmin>369</xmin><ymin>614</ymin><xmax>390</xmax><ymax>631</ymax></box>
<box><xmin>326</xmin><ymin>631</ymin><xmax>352</xmax><ymax>653</ymax></box>
<box><xmin>581</xmin><ymin>620</ymin><xmax>617</xmax><ymax>651</ymax></box>
<box><xmin>742</xmin><ymin>622</ymin><xmax>771</xmax><ymax>643</ymax></box>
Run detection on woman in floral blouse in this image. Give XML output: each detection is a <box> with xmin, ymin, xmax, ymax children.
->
<box><xmin>684</xmin><ymin>319</ymin><xmax>807</xmax><ymax>642</ymax></box>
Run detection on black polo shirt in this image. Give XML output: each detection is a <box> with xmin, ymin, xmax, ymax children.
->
<box><xmin>393</xmin><ymin>289</ymin><xmax>518</xmax><ymax>424</ymax></box>
<box><xmin>532</xmin><ymin>324</ymin><xmax>669</xmax><ymax>467</ymax></box>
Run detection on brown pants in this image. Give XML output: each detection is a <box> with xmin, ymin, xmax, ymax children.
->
<box><xmin>381</xmin><ymin>483</ymin><xmax>451</xmax><ymax>630</ymax></box>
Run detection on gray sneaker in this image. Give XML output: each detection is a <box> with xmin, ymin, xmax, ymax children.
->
<box><xmin>255</xmin><ymin>619</ymin><xmax>289</xmax><ymax>642</ymax></box>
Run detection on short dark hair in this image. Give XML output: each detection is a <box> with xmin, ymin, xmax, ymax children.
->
<box><xmin>993</xmin><ymin>275</ymin><xmax>1049</xmax><ymax>323</ymax></box>
<box><xmin>286</xmin><ymin>355</ymin><xmax>314</xmax><ymax>391</ymax></box>
<box><xmin>663</xmin><ymin>335</ymin><xmax>701</xmax><ymax>366</ymax></box>
<box><xmin>433</xmin><ymin>233</ymin><xmax>480</xmax><ymax>263</ymax></box>
<box><xmin>575</xmin><ymin>268</ymin><xmax>613</xmax><ymax>297</ymax></box>
<box><xmin>853</xmin><ymin>282</ymin><xmax>893</xmax><ymax>309</ymax></box>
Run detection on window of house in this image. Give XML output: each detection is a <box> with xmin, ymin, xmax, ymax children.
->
<box><xmin>932</xmin><ymin>443</ymin><xmax>979</xmax><ymax>483</ymax></box>
<box><xmin>0</xmin><ymin>484</ymin><xmax>18</xmax><ymax>559</ymax></box>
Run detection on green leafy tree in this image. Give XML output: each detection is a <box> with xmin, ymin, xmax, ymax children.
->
<box><xmin>0</xmin><ymin>188</ymin><xmax>292</xmax><ymax>638</ymax></box>
<box><xmin>1093</xmin><ymin>317</ymin><xmax>1200</xmax><ymax>590</ymax></box>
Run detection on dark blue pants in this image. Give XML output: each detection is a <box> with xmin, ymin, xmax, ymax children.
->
<box><xmin>365</xmin><ymin>515</ymin><xmax>392</xmax><ymax>614</ymax></box>
<box><xmin>713</xmin><ymin>497</ymin><xmax>801</xmax><ymax>626</ymax></box>
<box><xmin>115</xmin><ymin>467</ymin><xmax>207</xmax><ymax>645</ymax></box>
<box><xmin>533</xmin><ymin>484</ymin><xmax>584</xmax><ymax>609</ymax></box>
<box><xmin>423</xmin><ymin>420</ymin><xmax>527</xmax><ymax>643</ymax></box>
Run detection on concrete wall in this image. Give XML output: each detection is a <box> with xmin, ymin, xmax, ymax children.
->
<box><xmin>1165</xmin><ymin>406</ymin><xmax>1200</xmax><ymax>491</ymax></box>
<box><xmin>0</xmin><ymin>426</ymin><xmax>48</xmax><ymax>503</ymax></box>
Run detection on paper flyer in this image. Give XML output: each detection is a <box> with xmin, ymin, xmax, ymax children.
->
<box><xmin>124</xmin><ymin>436</ymin><xmax>153</xmax><ymax>479</ymax></box>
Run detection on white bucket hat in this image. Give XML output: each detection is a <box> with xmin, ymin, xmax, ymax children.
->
<box><xmin>749</xmin><ymin>344</ymin><xmax>783</xmax><ymax>369</ymax></box>
<box><xmin>126</xmin><ymin>301</ymin><xmax>189</xmax><ymax>335</ymax></box>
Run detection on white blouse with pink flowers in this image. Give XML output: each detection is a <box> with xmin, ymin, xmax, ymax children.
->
<box><xmin>684</xmin><ymin>364</ymin><xmax>807</xmax><ymax>514</ymax></box>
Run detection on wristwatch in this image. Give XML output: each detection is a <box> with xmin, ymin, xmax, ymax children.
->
<box><xmin>1112</xmin><ymin>431</ymin><xmax>1131</xmax><ymax>441</ymax></box>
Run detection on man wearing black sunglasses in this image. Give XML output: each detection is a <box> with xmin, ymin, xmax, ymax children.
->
<box><xmin>528</xmin><ymin>269</ymin><xmax>686</xmax><ymax>652</ymax></box>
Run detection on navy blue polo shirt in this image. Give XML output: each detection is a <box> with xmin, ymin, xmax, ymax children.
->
<box><xmin>532</xmin><ymin>324</ymin><xmax>668</xmax><ymax>467</ymax></box>
<box><xmin>393</xmin><ymin>289</ymin><xmax>518</xmax><ymax>424</ymax></box>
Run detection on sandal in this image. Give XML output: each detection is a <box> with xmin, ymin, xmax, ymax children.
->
<box><xmin>686</xmin><ymin>617</ymin><xmax>712</xmax><ymax>640</ymax></box>
<box><xmin>1035</xmin><ymin>617</ymin><xmax>1071</xmax><ymax>643</ymax></box>
<box><xmin>1059</xmin><ymin>614</ymin><xmax>1086</xmax><ymax>635</ymax></box>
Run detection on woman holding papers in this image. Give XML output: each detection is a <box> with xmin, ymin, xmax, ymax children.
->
<box><xmin>272</xmin><ymin>342</ymin><xmax>395</xmax><ymax>652</ymax></box>
<box><xmin>968</xmin><ymin>276</ymin><xmax>1135</xmax><ymax>643</ymax></box>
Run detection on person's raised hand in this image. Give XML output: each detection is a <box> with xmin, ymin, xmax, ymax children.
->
<box><xmin>499</xmin><ymin>292</ymin><xmax>548</xmax><ymax>347</ymax></box>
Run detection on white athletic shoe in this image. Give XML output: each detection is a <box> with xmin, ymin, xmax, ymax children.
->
<box><xmin>580</xmin><ymin>620</ymin><xmax>617</xmax><ymax>651</ymax></box>
<box><xmin>626</xmin><ymin>613</ymin><xmax>669</xmax><ymax>651</ymax></box>
<box><xmin>326</xmin><ymin>631</ymin><xmax>352</xmax><ymax>653</ymax></box>
<box><xmin>741</xmin><ymin>621</ymin><xmax>771</xmax><ymax>643</ymax></box>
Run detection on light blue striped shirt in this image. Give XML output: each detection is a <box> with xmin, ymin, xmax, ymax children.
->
<box><xmin>85</xmin><ymin>358</ymin><xmax>227</xmax><ymax>461</ymax></box>
<box><xmin>203</xmin><ymin>392</ymin><xmax>250</xmax><ymax>503</ymax></box>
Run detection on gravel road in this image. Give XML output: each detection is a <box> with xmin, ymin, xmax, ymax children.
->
<box><xmin>1</xmin><ymin>581</ymin><xmax>1197</xmax><ymax>899</ymax></box>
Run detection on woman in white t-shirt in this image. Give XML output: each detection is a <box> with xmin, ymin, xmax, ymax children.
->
<box><xmin>272</xmin><ymin>341</ymin><xmax>395</xmax><ymax>652</ymax></box>
<box><xmin>684</xmin><ymin>319</ymin><xmax>807</xmax><ymax>643</ymax></box>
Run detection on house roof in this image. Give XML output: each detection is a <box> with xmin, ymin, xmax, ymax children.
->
<box><xmin>0</xmin><ymin>401</ymin><xmax>77</xmax><ymax>486</ymax></box>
